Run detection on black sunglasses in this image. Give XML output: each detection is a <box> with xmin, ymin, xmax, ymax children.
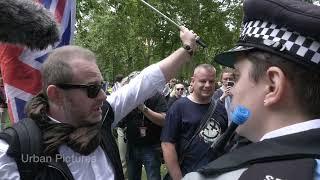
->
<box><xmin>56</xmin><ymin>82</ymin><xmax>104</xmax><ymax>98</ymax></box>
<box><xmin>176</xmin><ymin>88</ymin><xmax>184</xmax><ymax>91</ymax></box>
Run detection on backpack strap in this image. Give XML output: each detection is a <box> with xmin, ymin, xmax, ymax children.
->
<box><xmin>45</xmin><ymin>156</ymin><xmax>75</xmax><ymax>180</ymax></box>
<box><xmin>0</xmin><ymin>118</ymin><xmax>42</xmax><ymax>179</ymax></box>
<box><xmin>179</xmin><ymin>99</ymin><xmax>219</xmax><ymax>164</ymax></box>
<box><xmin>15</xmin><ymin>118</ymin><xmax>42</xmax><ymax>156</ymax></box>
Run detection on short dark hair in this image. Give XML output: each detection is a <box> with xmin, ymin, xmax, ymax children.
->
<box><xmin>219</xmin><ymin>67</ymin><xmax>235</xmax><ymax>81</ymax></box>
<box><xmin>115</xmin><ymin>74</ymin><xmax>124</xmax><ymax>82</ymax></box>
<box><xmin>41</xmin><ymin>46</ymin><xmax>96</xmax><ymax>95</ymax></box>
<box><xmin>246</xmin><ymin>50</ymin><xmax>320</xmax><ymax>118</ymax></box>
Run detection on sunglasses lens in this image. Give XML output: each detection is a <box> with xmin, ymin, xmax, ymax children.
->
<box><xmin>87</xmin><ymin>84</ymin><xmax>101</xmax><ymax>98</ymax></box>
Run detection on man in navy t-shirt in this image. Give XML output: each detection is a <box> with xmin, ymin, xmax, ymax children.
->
<box><xmin>161</xmin><ymin>64</ymin><xmax>228</xmax><ymax>180</ymax></box>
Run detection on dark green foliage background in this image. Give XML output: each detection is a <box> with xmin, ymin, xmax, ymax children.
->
<box><xmin>74</xmin><ymin>0</ymin><xmax>243</xmax><ymax>82</ymax></box>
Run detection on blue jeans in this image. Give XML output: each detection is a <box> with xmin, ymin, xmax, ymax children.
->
<box><xmin>127</xmin><ymin>144</ymin><xmax>161</xmax><ymax>180</ymax></box>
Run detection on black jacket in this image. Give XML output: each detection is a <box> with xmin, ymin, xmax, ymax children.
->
<box><xmin>197</xmin><ymin>128</ymin><xmax>320</xmax><ymax>179</ymax></box>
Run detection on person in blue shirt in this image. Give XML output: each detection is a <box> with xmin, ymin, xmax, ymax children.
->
<box><xmin>161</xmin><ymin>64</ymin><xmax>228</xmax><ymax>180</ymax></box>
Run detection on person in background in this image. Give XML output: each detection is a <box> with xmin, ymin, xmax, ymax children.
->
<box><xmin>112</xmin><ymin>74</ymin><xmax>124</xmax><ymax>93</ymax></box>
<box><xmin>167</xmin><ymin>83</ymin><xmax>185</xmax><ymax>108</ymax></box>
<box><xmin>112</xmin><ymin>73</ymin><xmax>127</xmax><ymax>179</ymax></box>
<box><xmin>213</xmin><ymin>68</ymin><xmax>234</xmax><ymax>103</ymax></box>
<box><xmin>119</xmin><ymin>71</ymin><xmax>167</xmax><ymax>180</ymax></box>
<box><xmin>169</xmin><ymin>79</ymin><xmax>178</xmax><ymax>91</ymax></box>
<box><xmin>187</xmin><ymin>84</ymin><xmax>193</xmax><ymax>96</ymax></box>
<box><xmin>163</xmin><ymin>78</ymin><xmax>178</xmax><ymax>101</ymax></box>
<box><xmin>213</xmin><ymin>67</ymin><xmax>235</xmax><ymax>120</ymax></box>
<box><xmin>161</xmin><ymin>64</ymin><xmax>228</xmax><ymax>180</ymax></box>
<box><xmin>122</xmin><ymin>91</ymin><xmax>167</xmax><ymax>180</ymax></box>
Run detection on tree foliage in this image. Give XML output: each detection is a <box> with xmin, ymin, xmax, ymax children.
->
<box><xmin>75</xmin><ymin>0</ymin><xmax>243</xmax><ymax>82</ymax></box>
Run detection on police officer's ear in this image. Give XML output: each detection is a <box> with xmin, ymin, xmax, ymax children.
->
<box><xmin>47</xmin><ymin>85</ymin><xmax>64</xmax><ymax>105</ymax></box>
<box><xmin>263</xmin><ymin>66</ymin><xmax>287</xmax><ymax>106</ymax></box>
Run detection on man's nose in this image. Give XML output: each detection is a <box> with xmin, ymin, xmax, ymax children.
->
<box><xmin>205</xmin><ymin>81</ymin><xmax>212</xmax><ymax>87</ymax></box>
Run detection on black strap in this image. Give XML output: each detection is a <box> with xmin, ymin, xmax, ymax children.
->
<box><xmin>18</xmin><ymin>119</ymin><xmax>42</xmax><ymax>156</ymax></box>
<box><xmin>2</xmin><ymin>118</ymin><xmax>76</xmax><ymax>180</ymax></box>
<box><xmin>10</xmin><ymin>119</ymin><xmax>42</xmax><ymax>179</ymax></box>
<box><xmin>0</xmin><ymin>119</ymin><xmax>42</xmax><ymax>179</ymax></box>
<box><xmin>101</xmin><ymin>101</ymin><xmax>125</xmax><ymax>180</ymax></box>
<box><xmin>0</xmin><ymin>128</ymin><xmax>19</xmax><ymax>154</ymax></box>
<box><xmin>46</xmin><ymin>156</ymin><xmax>75</xmax><ymax>180</ymax></box>
<box><xmin>179</xmin><ymin>99</ymin><xmax>218</xmax><ymax>164</ymax></box>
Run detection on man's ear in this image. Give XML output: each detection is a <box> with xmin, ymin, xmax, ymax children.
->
<box><xmin>190</xmin><ymin>77</ymin><xmax>195</xmax><ymax>85</ymax></box>
<box><xmin>263</xmin><ymin>66</ymin><xmax>286</xmax><ymax>106</ymax></box>
<box><xmin>47</xmin><ymin>85</ymin><xmax>63</xmax><ymax>105</ymax></box>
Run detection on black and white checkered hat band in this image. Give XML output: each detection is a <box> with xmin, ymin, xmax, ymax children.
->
<box><xmin>240</xmin><ymin>20</ymin><xmax>320</xmax><ymax>65</ymax></box>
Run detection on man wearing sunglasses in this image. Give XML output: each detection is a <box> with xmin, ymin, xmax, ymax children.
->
<box><xmin>167</xmin><ymin>83</ymin><xmax>185</xmax><ymax>108</ymax></box>
<box><xmin>0</xmin><ymin>26</ymin><xmax>198</xmax><ymax>180</ymax></box>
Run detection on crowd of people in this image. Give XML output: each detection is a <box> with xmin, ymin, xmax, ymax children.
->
<box><xmin>0</xmin><ymin>0</ymin><xmax>319</xmax><ymax>180</ymax></box>
<box><xmin>108</xmin><ymin>65</ymin><xmax>231</xmax><ymax>180</ymax></box>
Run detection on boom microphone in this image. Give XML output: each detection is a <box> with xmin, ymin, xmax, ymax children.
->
<box><xmin>0</xmin><ymin>0</ymin><xmax>59</xmax><ymax>50</ymax></box>
<box><xmin>211</xmin><ymin>105</ymin><xmax>250</xmax><ymax>156</ymax></box>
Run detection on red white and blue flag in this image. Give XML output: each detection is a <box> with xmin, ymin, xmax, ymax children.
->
<box><xmin>0</xmin><ymin>0</ymin><xmax>76</xmax><ymax>124</ymax></box>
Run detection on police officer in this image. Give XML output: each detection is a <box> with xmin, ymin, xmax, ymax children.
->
<box><xmin>184</xmin><ymin>0</ymin><xmax>320</xmax><ymax>179</ymax></box>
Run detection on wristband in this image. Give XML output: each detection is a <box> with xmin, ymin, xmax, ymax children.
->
<box><xmin>142</xmin><ymin>105</ymin><xmax>148</xmax><ymax>113</ymax></box>
<box><xmin>183</xmin><ymin>44</ymin><xmax>193</xmax><ymax>56</ymax></box>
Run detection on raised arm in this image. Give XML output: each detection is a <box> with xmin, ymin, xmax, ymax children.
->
<box><xmin>108</xmin><ymin>27</ymin><xmax>198</xmax><ymax>127</ymax></box>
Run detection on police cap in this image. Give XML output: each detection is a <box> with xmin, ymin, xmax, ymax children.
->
<box><xmin>214</xmin><ymin>0</ymin><xmax>320</xmax><ymax>71</ymax></box>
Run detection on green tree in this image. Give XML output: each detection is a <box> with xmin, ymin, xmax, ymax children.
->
<box><xmin>75</xmin><ymin>0</ymin><xmax>243</xmax><ymax>82</ymax></box>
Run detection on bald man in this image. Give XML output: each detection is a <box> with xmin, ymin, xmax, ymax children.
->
<box><xmin>161</xmin><ymin>64</ymin><xmax>228</xmax><ymax>180</ymax></box>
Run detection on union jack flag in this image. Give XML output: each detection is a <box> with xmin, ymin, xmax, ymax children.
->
<box><xmin>0</xmin><ymin>0</ymin><xmax>76</xmax><ymax>124</ymax></box>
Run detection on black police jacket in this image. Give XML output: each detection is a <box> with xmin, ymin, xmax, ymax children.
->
<box><xmin>197</xmin><ymin>128</ymin><xmax>320</xmax><ymax>180</ymax></box>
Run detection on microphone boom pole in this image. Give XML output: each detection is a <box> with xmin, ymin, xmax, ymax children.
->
<box><xmin>139</xmin><ymin>0</ymin><xmax>208</xmax><ymax>48</ymax></box>
<box><xmin>140</xmin><ymin>0</ymin><xmax>180</xmax><ymax>28</ymax></box>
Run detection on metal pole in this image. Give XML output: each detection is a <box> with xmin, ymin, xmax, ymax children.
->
<box><xmin>140</xmin><ymin>0</ymin><xmax>181</xmax><ymax>28</ymax></box>
<box><xmin>139</xmin><ymin>0</ymin><xmax>208</xmax><ymax>48</ymax></box>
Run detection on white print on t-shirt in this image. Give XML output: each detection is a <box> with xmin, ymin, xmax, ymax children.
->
<box><xmin>264</xmin><ymin>175</ymin><xmax>284</xmax><ymax>180</ymax></box>
<box><xmin>198</xmin><ymin>117</ymin><xmax>221</xmax><ymax>145</ymax></box>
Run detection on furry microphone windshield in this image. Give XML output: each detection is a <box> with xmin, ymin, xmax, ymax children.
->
<box><xmin>0</xmin><ymin>0</ymin><xmax>59</xmax><ymax>50</ymax></box>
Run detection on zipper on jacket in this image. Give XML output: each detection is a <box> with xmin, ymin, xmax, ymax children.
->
<box><xmin>46</xmin><ymin>164</ymin><xmax>70</xmax><ymax>179</ymax></box>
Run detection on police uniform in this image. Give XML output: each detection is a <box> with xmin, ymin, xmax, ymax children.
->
<box><xmin>183</xmin><ymin>0</ymin><xmax>320</xmax><ymax>179</ymax></box>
